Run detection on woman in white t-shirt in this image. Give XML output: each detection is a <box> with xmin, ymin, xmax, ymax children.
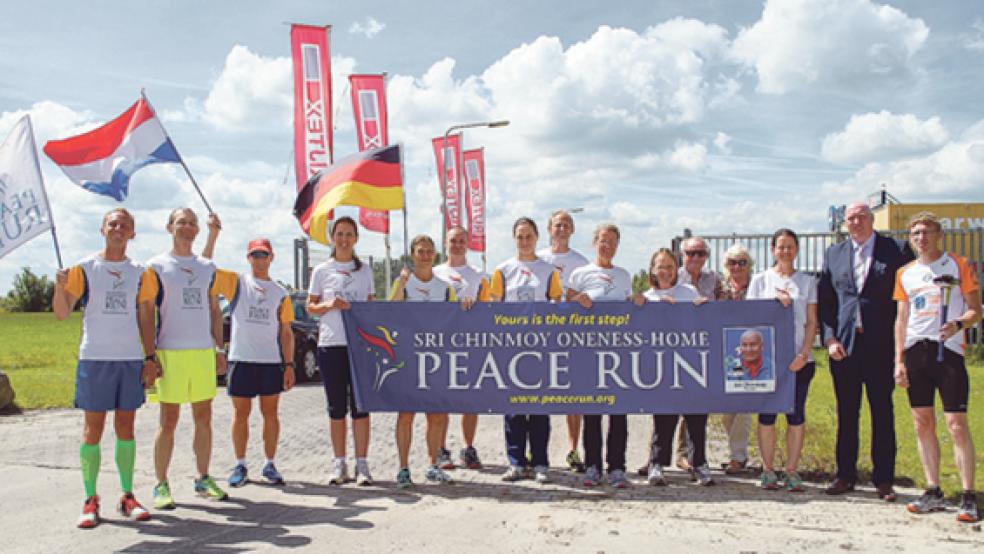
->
<box><xmin>306</xmin><ymin>216</ymin><xmax>376</xmax><ymax>486</ymax></box>
<box><xmin>389</xmin><ymin>234</ymin><xmax>460</xmax><ymax>488</ymax></box>
<box><xmin>489</xmin><ymin>217</ymin><xmax>563</xmax><ymax>483</ymax></box>
<box><xmin>746</xmin><ymin>228</ymin><xmax>818</xmax><ymax>493</ymax></box>
<box><xmin>642</xmin><ymin>248</ymin><xmax>714</xmax><ymax>486</ymax></box>
<box><xmin>567</xmin><ymin>223</ymin><xmax>642</xmax><ymax>488</ymax></box>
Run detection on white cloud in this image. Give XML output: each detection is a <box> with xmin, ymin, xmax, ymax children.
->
<box><xmin>732</xmin><ymin>0</ymin><xmax>929</xmax><ymax>94</ymax></box>
<box><xmin>821</xmin><ymin>111</ymin><xmax>949</xmax><ymax>164</ymax></box>
<box><xmin>348</xmin><ymin>17</ymin><xmax>386</xmax><ymax>39</ymax></box>
<box><xmin>713</xmin><ymin>132</ymin><xmax>732</xmax><ymax>154</ymax></box>
<box><xmin>0</xmin><ymin>101</ymin><xmax>98</xmax><ymax>145</ymax></box>
<box><xmin>165</xmin><ymin>45</ymin><xmax>357</xmax><ymax>132</ymax></box>
<box><xmin>965</xmin><ymin>19</ymin><xmax>984</xmax><ymax>51</ymax></box>
<box><xmin>631</xmin><ymin>141</ymin><xmax>708</xmax><ymax>173</ymax></box>
<box><xmin>822</xmin><ymin>119</ymin><xmax>984</xmax><ymax>199</ymax></box>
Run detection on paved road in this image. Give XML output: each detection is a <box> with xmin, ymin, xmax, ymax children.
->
<box><xmin>1</xmin><ymin>384</ymin><xmax>981</xmax><ymax>553</ymax></box>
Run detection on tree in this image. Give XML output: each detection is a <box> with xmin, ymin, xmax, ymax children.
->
<box><xmin>631</xmin><ymin>269</ymin><xmax>650</xmax><ymax>295</ymax></box>
<box><xmin>2</xmin><ymin>267</ymin><xmax>55</xmax><ymax>312</ymax></box>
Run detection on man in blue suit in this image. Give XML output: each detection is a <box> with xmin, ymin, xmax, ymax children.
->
<box><xmin>819</xmin><ymin>202</ymin><xmax>913</xmax><ymax>501</ymax></box>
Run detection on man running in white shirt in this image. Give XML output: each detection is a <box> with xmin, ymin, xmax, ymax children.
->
<box><xmin>433</xmin><ymin>226</ymin><xmax>490</xmax><ymax>470</ymax></box>
<box><xmin>537</xmin><ymin>210</ymin><xmax>589</xmax><ymax>473</ymax></box>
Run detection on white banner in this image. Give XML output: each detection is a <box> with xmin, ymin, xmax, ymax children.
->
<box><xmin>0</xmin><ymin>116</ymin><xmax>54</xmax><ymax>259</ymax></box>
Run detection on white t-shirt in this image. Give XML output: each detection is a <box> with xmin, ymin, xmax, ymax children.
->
<box><xmin>433</xmin><ymin>262</ymin><xmax>487</xmax><ymax>300</ymax></box>
<box><xmin>395</xmin><ymin>273</ymin><xmax>455</xmax><ymax>302</ymax></box>
<box><xmin>538</xmin><ymin>247</ymin><xmax>589</xmax><ymax>293</ymax></box>
<box><xmin>568</xmin><ymin>263</ymin><xmax>632</xmax><ymax>302</ymax></box>
<box><xmin>147</xmin><ymin>252</ymin><xmax>219</xmax><ymax>350</ymax></box>
<box><xmin>643</xmin><ymin>283</ymin><xmax>699</xmax><ymax>303</ymax></box>
<box><xmin>747</xmin><ymin>268</ymin><xmax>818</xmax><ymax>361</ymax></box>
<box><xmin>65</xmin><ymin>255</ymin><xmax>153</xmax><ymax>360</ymax></box>
<box><xmin>490</xmin><ymin>257</ymin><xmax>563</xmax><ymax>302</ymax></box>
<box><xmin>223</xmin><ymin>272</ymin><xmax>293</xmax><ymax>363</ymax></box>
<box><xmin>308</xmin><ymin>259</ymin><xmax>375</xmax><ymax>347</ymax></box>
<box><xmin>894</xmin><ymin>252</ymin><xmax>979</xmax><ymax>355</ymax></box>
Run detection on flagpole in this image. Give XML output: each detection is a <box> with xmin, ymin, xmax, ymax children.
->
<box><xmin>398</xmin><ymin>143</ymin><xmax>409</xmax><ymax>260</ymax></box>
<box><xmin>381</xmin><ymin>72</ymin><xmax>392</xmax><ymax>286</ymax></box>
<box><xmin>25</xmin><ymin>116</ymin><xmax>63</xmax><ymax>269</ymax></box>
<box><xmin>140</xmin><ymin>89</ymin><xmax>214</xmax><ymax>215</ymax></box>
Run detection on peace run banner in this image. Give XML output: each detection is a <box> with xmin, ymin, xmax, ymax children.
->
<box><xmin>342</xmin><ymin>300</ymin><xmax>795</xmax><ymax>415</ymax></box>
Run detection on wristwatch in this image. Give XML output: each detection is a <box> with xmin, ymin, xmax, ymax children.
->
<box><xmin>284</xmin><ymin>362</ymin><xmax>295</xmax><ymax>368</ymax></box>
<box><xmin>955</xmin><ymin>320</ymin><xmax>964</xmax><ymax>331</ymax></box>
<box><xmin>215</xmin><ymin>347</ymin><xmax>226</xmax><ymax>355</ymax></box>
<box><xmin>144</xmin><ymin>354</ymin><xmax>156</xmax><ymax>362</ymax></box>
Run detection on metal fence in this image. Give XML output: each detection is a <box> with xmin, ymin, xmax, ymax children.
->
<box><xmin>673</xmin><ymin>227</ymin><xmax>984</xmax><ymax>347</ymax></box>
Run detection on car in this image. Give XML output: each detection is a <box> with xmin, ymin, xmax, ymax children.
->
<box><xmin>221</xmin><ymin>292</ymin><xmax>321</xmax><ymax>383</ymax></box>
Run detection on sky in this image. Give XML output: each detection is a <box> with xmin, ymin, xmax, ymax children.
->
<box><xmin>2</xmin><ymin>0</ymin><xmax>984</xmax><ymax>291</ymax></box>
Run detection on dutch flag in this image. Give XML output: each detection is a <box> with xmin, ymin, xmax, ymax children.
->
<box><xmin>43</xmin><ymin>97</ymin><xmax>180</xmax><ymax>201</ymax></box>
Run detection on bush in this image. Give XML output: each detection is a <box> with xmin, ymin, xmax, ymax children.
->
<box><xmin>2</xmin><ymin>267</ymin><xmax>54</xmax><ymax>312</ymax></box>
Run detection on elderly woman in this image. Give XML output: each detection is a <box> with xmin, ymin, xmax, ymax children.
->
<box><xmin>719</xmin><ymin>244</ymin><xmax>755</xmax><ymax>474</ymax></box>
<box><xmin>747</xmin><ymin>229</ymin><xmax>818</xmax><ymax>492</ymax></box>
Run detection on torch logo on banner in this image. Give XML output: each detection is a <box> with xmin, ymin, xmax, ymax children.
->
<box><xmin>302</xmin><ymin>44</ymin><xmax>329</xmax><ymax>178</ymax></box>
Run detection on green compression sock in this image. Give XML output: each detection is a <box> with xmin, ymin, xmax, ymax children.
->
<box><xmin>80</xmin><ymin>443</ymin><xmax>101</xmax><ymax>498</ymax></box>
<box><xmin>115</xmin><ymin>439</ymin><xmax>136</xmax><ymax>493</ymax></box>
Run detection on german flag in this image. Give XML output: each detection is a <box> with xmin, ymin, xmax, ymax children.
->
<box><xmin>293</xmin><ymin>145</ymin><xmax>403</xmax><ymax>245</ymax></box>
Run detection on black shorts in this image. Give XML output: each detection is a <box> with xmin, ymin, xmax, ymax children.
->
<box><xmin>904</xmin><ymin>340</ymin><xmax>969</xmax><ymax>413</ymax></box>
<box><xmin>227</xmin><ymin>362</ymin><xmax>284</xmax><ymax>398</ymax></box>
<box><xmin>317</xmin><ymin>346</ymin><xmax>367</xmax><ymax>420</ymax></box>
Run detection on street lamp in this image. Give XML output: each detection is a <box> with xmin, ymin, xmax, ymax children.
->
<box><xmin>440</xmin><ymin>120</ymin><xmax>510</xmax><ymax>253</ymax></box>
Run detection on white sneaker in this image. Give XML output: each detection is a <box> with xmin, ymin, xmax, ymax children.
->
<box><xmin>502</xmin><ymin>465</ymin><xmax>527</xmax><ymax>482</ymax></box>
<box><xmin>648</xmin><ymin>464</ymin><xmax>667</xmax><ymax>486</ymax></box>
<box><xmin>329</xmin><ymin>459</ymin><xmax>349</xmax><ymax>485</ymax></box>
<box><xmin>355</xmin><ymin>459</ymin><xmax>373</xmax><ymax>486</ymax></box>
<box><xmin>533</xmin><ymin>465</ymin><xmax>550</xmax><ymax>484</ymax></box>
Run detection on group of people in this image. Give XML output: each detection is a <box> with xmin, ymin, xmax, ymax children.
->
<box><xmin>54</xmin><ymin>201</ymin><xmax>980</xmax><ymax>530</ymax></box>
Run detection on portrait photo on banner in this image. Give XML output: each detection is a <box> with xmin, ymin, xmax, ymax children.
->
<box><xmin>723</xmin><ymin>326</ymin><xmax>776</xmax><ymax>394</ymax></box>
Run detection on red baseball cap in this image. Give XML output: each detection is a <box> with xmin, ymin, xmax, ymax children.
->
<box><xmin>247</xmin><ymin>238</ymin><xmax>273</xmax><ymax>255</ymax></box>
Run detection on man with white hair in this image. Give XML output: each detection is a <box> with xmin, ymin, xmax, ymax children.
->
<box><xmin>819</xmin><ymin>202</ymin><xmax>913</xmax><ymax>501</ymax></box>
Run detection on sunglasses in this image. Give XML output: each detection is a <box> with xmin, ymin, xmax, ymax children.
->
<box><xmin>249</xmin><ymin>251</ymin><xmax>271</xmax><ymax>259</ymax></box>
<box><xmin>683</xmin><ymin>250</ymin><xmax>708</xmax><ymax>258</ymax></box>
<box><xmin>726</xmin><ymin>259</ymin><xmax>749</xmax><ymax>267</ymax></box>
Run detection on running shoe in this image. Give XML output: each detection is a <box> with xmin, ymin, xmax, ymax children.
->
<box><xmin>262</xmin><ymin>462</ymin><xmax>285</xmax><ymax>485</ymax></box>
<box><xmin>566</xmin><ymin>450</ymin><xmax>586</xmax><ymax>473</ymax></box>
<box><xmin>784</xmin><ymin>471</ymin><xmax>805</xmax><ymax>492</ymax></box>
<box><xmin>194</xmin><ymin>475</ymin><xmax>229</xmax><ymax>501</ymax></box>
<box><xmin>760</xmin><ymin>470</ymin><xmax>779</xmax><ymax>491</ymax></box>
<box><xmin>329</xmin><ymin>459</ymin><xmax>349</xmax><ymax>485</ymax></box>
<box><xmin>906</xmin><ymin>487</ymin><xmax>946</xmax><ymax>514</ymax></box>
<box><xmin>425</xmin><ymin>464</ymin><xmax>453</xmax><ymax>484</ymax></box>
<box><xmin>153</xmin><ymin>481</ymin><xmax>175</xmax><ymax>510</ymax></box>
<box><xmin>533</xmin><ymin>465</ymin><xmax>550</xmax><ymax>484</ymax></box>
<box><xmin>459</xmin><ymin>446</ymin><xmax>482</xmax><ymax>469</ymax></box>
<box><xmin>608</xmin><ymin>469</ymin><xmax>629</xmax><ymax>489</ymax></box>
<box><xmin>502</xmin><ymin>465</ymin><xmax>527</xmax><ymax>482</ymax></box>
<box><xmin>118</xmin><ymin>493</ymin><xmax>151</xmax><ymax>522</ymax></box>
<box><xmin>355</xmin><ymin>459</ymin><xmax>373</xmax><ymax>486</ymax></box>
<box><xmin>437</xmin><ymin>447</ymin><xmax>455</xmax><ymax>470</ymax></box>
<box><xmin>77</xmin><ymin>496</ymin><xmax>100</xmax><ymax>529</ymax></box>
<box><xmin>396</xmin><ymin>467</ymin><xmax>413</xmax><ymax>489</ymax></box>
<box><xmin>228</xmin><ymin>463</ymin><xmax>248</xmax><ymax>488</ymax></box>
<box><xmin>648</xmin><ymin>464</ymin><xmax>667</xmax><ymax>486</ymax></box>
<box><xmin>692</xmin><ymin>464</ymin><xmax>714</xmax><ymax>486</ymax></box>
<box><xmin>583</xmin><ymin>466</ymin><xmax>602</xmax><ymax>487</ymax></box>
<box><xmin>957</xmin><ymin>491</ymin><xmax>979</xmax><ymax>523</ymax></box>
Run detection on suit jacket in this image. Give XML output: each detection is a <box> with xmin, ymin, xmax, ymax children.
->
<box><xmin>818</xmin><ymin>233</ymin><xmax>914</xmax><ymax>356</ymax></box>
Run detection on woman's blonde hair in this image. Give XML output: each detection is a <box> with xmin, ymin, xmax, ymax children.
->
<box><xmin>721</xmin><ymin>243</ymin><xmax>754</xmax><ymax>279</ymax></box>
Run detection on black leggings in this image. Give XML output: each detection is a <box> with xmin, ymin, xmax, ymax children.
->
<box><xmin>651</xmin><ymin>414</ymin><xmax>707</xmax><ymax>467</ymax></box>
<box><xmin>583</xmin><ymin>414</ymin><xmax>627</xmax><ymax>472</ymax></box>
<box><xmin>317</xmin><ymin>346</ymin><xmax>368</xmax><ymax>420</ymax></box>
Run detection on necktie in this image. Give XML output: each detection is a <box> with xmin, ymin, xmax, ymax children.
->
<box><xmin>854</xmin><ymin>243</ymin><xmax>867</xmax><ymax>328</ymax></box>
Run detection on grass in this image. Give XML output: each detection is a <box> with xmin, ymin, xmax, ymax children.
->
<box><xmin>0</xmin><ymin>312</ymin><xmax>80</xmax><ymax>409</ymax></box>
<box><xmin>742</xmin><ymin>349</ymin><xmax>983</xmax><ymax>496</ymax></box>
<box><xmin>2</xmin><ymin>312</ymin><xmax>982</xmax><ymax>493</ymax></box>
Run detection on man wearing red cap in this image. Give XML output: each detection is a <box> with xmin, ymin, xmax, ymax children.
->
<box><xmin>213</xmin><ymin>238</ymin><xmax>296</xmax><ymax>487</ymax></box>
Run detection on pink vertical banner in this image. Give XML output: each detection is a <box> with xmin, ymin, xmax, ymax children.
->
<box><xmin>432</xmin><ymin>134</ymin><xmax>463</xmax><ymax>231</ymax></box>
<box><xmin>462</xmin><ymin>148</ymin><xmax>485</xmax><ymax>252</ymax></box>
